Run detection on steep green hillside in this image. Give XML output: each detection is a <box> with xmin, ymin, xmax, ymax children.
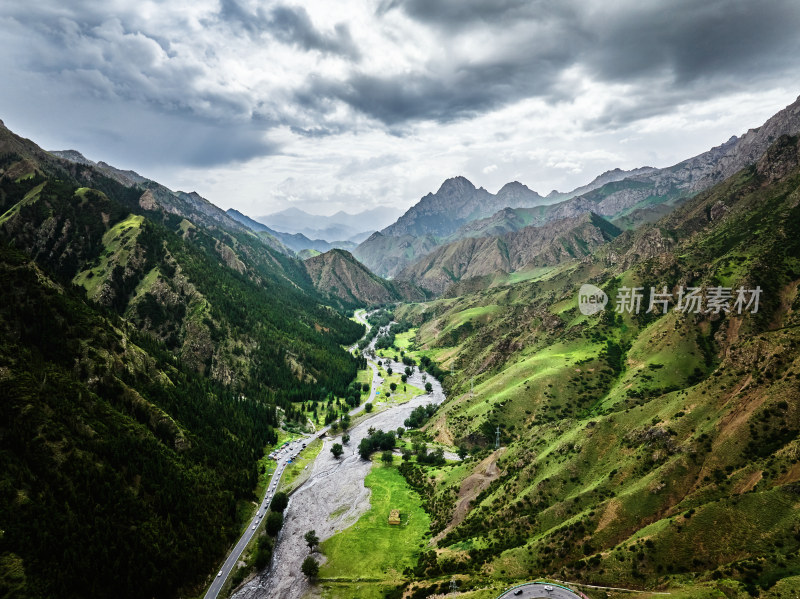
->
<box><xmin>304</xmin><ymin>248</ymin><xmax>427</xmax><ymax>308</ymax></box>
<box><xmin>386</xmin><ymin>136</ymin><xmax>800</xmax><ymax>595</ymax></box>
<box><xmin>0</xmin><ymin>122</ymin><xmax>367</xmax><ymax>598</ymax></box>
<box><xmin>0</xmin><ymin>122</ymin><xmax>364</xmax><ymax>399</ymax></box>
<box><xmin>396</xmin><ymin>213</ymin><xmax>621</xmax><ymax>295</ymax></box>
<box><xmin>0</xmin><ymin>245</ymin><xmax>279</xmax><ymax>598</ymax></box>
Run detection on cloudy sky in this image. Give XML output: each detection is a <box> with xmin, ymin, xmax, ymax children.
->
<box><xmin>1</xmin><ymin>0</ymin><xmax>799</xmax><ymax>217</ymax></box>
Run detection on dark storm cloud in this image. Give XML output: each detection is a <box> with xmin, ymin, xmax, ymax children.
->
<box><xmin>1</xmin><ymin>0</ymin><xmax>799</xmax><ymax>178</ymax></box>
<box><xmin>377</xmin><ymin>0</ymin><xmax>558</xmax><ymax>29</ymax></box>
<box><xmin>0</xmin><ymin>3</ymin><xmax>285</xmax><ymax>168</ymax></box>
<box><xmin>295</xmin><ymin>31</ymin><xmax>574</xmax><ymax>127</ymax></box>
<box><xmin>580</xmin><ymin>0</ymin><xmax>800</xmax><ymax>84</ymax></box>
<box><xmin>343</xmin><ymin>0</ymin><xmax>800</xmax><ymax>128</ymax></box>
<box><xmin>218</xmin><ymin>0</ymin><xmax>360</xmax><ymax>59</ymax></box>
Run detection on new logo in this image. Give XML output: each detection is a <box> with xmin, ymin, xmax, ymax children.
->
<box><xmin>578</xmin><ymin>284</ymin><xmax>608</xmax><ymax>315</ymax></box>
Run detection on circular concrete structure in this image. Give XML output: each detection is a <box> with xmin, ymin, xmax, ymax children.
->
<box><xmin>497</xmin><ymin>582</ymin><xmax>586</xmax><ymax>599</ymax></box>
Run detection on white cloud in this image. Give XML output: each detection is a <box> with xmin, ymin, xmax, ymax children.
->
<box><xmin>0</xmin><ymin>0</ymin><xmax>798</xmax><ymax>217</ymax></box>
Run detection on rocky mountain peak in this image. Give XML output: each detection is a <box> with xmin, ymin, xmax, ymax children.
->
<box><xmin>498</xmin><ymin>180</ymin><xmax>537</xmax><ymax>193</ymax></box>
<box><xmin>496</xmin><ymin>180</ymin><xmax>542</xmax><ymax>200</ymax></box>
<box><xmin>51</xmin><ymin>149</ymin><xmax>96</xmax><ymax>166</ymax></box>
<box><xmin>435</xmin><ymin>175</ymin><xmax>477</xmax><ymax>196</ymax></box>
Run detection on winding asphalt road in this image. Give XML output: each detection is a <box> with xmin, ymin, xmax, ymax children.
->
<box><xmin>206</xmin><ymin>311</ymin><xmax>379</xmax><ymax>598</ymax></box>
<box><xmin>203</xmin><ymin>437</ymin><xmax>310</xmax><ymax>599</ymax></box>
<box><xmin>496</xmin><ymin>582</ymin><xmax>585</xmax><ymax>599</ymax></box>
<box><xmin>212</xmin><ymin>309</ymin><xmax>447</xmax><ymax>599</ymax></box>
<box><xmin>230</xmin><ymin>310</ymin><xmax>448</xmax><ymax>599</ymax></box>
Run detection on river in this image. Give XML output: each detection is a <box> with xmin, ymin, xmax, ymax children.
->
<box><xmin>231</xmin><ymin>312</ymin><xmax>447</xmax><ymax>599</ymax></box>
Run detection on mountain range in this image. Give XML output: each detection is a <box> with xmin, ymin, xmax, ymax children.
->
<box><xmin>388</xmin><ymin>129</ymin><xmax>800</xmax><ymax>596</ymax></box>
<box><xmin>396</xmin><ymin>212</ymin><xmax>622</xmax><ymax>295</ymax></box>
<box><xmin>0</xmin><ymin>119</ymin><xmax>406</xmax><ymax>598</ymax></box>
<box><xmin>2</xmin><ymin>93</ymin><xmax>800</xmax><ymax>599</ymax></box>
<box><xmin>257</xmin><ymin>206</ymin><xmax>402</xmax><ymax>244</ymax></box>
<box><xmin>355</xmin><ymin>95</ymin><xmax>800</xmax><ymax>280</ymax></box>
<box><xmin>226</xmin><ymin>208</ymin><xmax>357</xmax><ymax>254</ymax></box>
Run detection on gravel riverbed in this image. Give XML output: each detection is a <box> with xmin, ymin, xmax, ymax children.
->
<box><xmin>232</xmin><ymin>336</ymin><xmax>446</xmax><ymax>599</ymax></box>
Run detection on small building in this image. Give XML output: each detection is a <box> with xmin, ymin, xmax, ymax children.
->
<box><xmin>388</xmin><ymin>509</ymin><xmax>401</xmax><ymax>525</ymax></box>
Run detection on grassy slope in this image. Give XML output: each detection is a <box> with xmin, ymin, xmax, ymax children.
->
<box><xmin>382</xmin><ymin>138</ymin><xmax>800</xmax><ymax>596</ymax></box>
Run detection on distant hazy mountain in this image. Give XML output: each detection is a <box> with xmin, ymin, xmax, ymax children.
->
<box><xmin>258</xmin><ymin>206</ymin><xmax>402</xmax><ymax>243</ymax></box>
<box><xmin>227</xmin><ymin>208</ymin><xmax>356</xmax><ymax>254</ymax></box>
<box><xmin>544</xmin><ymin>166</ymin><xmax>658</xmax><ymax>202</ymax></box>
<box><xmin>353</xmin><ymin>231</ymin><xmax>441</xmax><ymax>279</ymax></box>
<box><xmin>381</xmin><ymin>176</ymin><xmax>501</xmax><ymax>238</ymax></box>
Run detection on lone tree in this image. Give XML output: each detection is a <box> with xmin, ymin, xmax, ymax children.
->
<box><xmin>425</xmin><ymin>382</ymin><xmax>433</xmax><ymax>394</ymax></box>
<box><xmin>387</xmin><ymin>367</ymin><xmax>393</xmax><ymax>375</ymax></box>
<box><xmin>362</xmin><ymin>383</ymin><xmax>370</xmax><ymax>392</ymax></box>
<box><xmin>389</xmin><ymin>382</ymin><xmax>397</xmax><ymax>392</ymax></box>
<box><xmin>342</xmin><ymin>433</ymin><xmax>350</xmax><ymax>444</ymax></box>
<box><xmin>304</xmin><ymin>530</ymin><xmax>319</xmax><ymax>553</ymax></box>
<box><xmin>270</xmin><ymin>491</ymin><xmax>288</xmax><ymax>513</ymax></box>
<box><xmin>331</xmin><ymin>443</ymin><xmax>344</xmax><ymax>459</ymax></box>
<box><xmin>457</xmin><ymin>445</ymin><xmax>469</xmax><ymax>460</ymax></box>
<box><xmin>254</xmin><ymin>536</ymin><xmax>273</xmax><ymax>569</ymax></box>
<box><xmin>301</xmin><ymin>556</ymin><xmax>319</xmax><ymax>578</ymax></box>
<box><xmin>266</xmin><ymin>511</ymin><xmax>284</xmax><ymax>537</ymax></box>
<box><xmin>365</xmin><ymin>403</ymin><xmax>373</xmax><ymax>413</ymax></box>
<box><xmin>381</xmin><ymin>450</ymin><xmax>394</xmax><ymax>465</ymax></box>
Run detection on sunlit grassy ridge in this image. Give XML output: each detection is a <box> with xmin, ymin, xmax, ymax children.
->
<box><xmin>380</xmin><ymin>139</ymin><xmax>800</xmax><ymax>596</ymax></box>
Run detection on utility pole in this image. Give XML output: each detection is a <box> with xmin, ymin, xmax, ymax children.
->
<box><xmin>495</xmin><ymin>426</ymin><xmax>500</xmax><ymax>449</ymax></box>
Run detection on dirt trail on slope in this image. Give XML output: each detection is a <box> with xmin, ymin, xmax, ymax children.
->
<box><xmin>433</xmin><ymin>448</ymin><xmax>504</xmax><ymax>543</ymax></box>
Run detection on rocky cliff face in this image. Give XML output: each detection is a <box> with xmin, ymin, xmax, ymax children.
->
<box><xmin>550</xmin><ymin>95</ymin><xmax>800</xmax><ymax>223</ymax></box>
<box><xmin>382</xmin><ymin>176</ymin><xmax>494</xmax><ymax>238</ymax></box>
<box><xmin>545</xmin><ymin>165</ymin><xmax>658</xmax><ymax>201</ymax></box>
<box><xmin>493</xmin><ymin>180</ymin><xmax>544</xmax><ymax>208</ymax></box>
<box><xmin>360</xmin><ymin>178</ymin><xmax>553</xmax><ymax>275</ymax></box>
